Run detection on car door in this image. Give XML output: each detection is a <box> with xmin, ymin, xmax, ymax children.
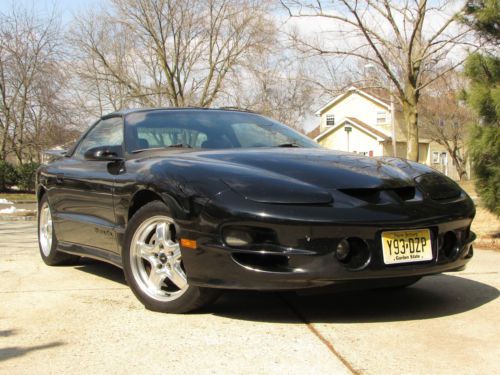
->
<box><xmin>47</xmin><ymin>116</ymin><xmax>124</xmax><ymax>256</ymax></box>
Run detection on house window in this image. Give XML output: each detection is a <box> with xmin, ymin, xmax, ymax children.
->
<box><xmin>326</xmin><ymin>114</ymin><xmax>335</xmax><ymax>126</ymax></box>
<box><xmin>376</xmin><ymin>111</ymin><xmax>387</xmax><ymax>124</ymax></box>
<box><xmin>432</xmin><ymin>151</ymin><xmax>440</xmax><ymax>164</ymax></box>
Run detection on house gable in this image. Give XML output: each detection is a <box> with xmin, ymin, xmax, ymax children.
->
<box><xmin>316</xmin><ymin>88</ymin><xmax>392</xmax><ymax>134</ymax></box>
<box><xmin>315</xmin><ymin>117</ymin><xmax>390</xmax><ymax>143</ymax></box>
<box><xmin>315</xmin><ymin>118</ymin><xmax>386</xmax><ymax>156</ymax></box>
<box><xmin>315</xmin><ymin>87</ymin><xmax>390</xmax><ymax>116</ymax></box>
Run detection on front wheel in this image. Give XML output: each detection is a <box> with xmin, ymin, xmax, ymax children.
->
<box><xmin>38</xmin><ymin>194</ymin><xmax>79</xmax><ymax>266</ymax></box>
<box><xmin>123</xmin><ymin>201</ymin><xmax>220</xmax><ymax>313</ymax></box>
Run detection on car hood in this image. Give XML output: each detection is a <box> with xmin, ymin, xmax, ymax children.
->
<box><xmin>194</xmin><ymin>148</ymin><xmax>415</xmax><ymax>189</ymax></box>
<box><xmin>139</xmin><ymin>148</ymin><xmax>422</xmax><ymax>205</ymax></box>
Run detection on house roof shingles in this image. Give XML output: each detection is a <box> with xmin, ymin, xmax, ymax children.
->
<box><xmin>345</xmin><ymin>117</ymin><xmax>391</xmax><ymax>140</ymax></box>
<box><xmin>361</xmin><ymin>87</ymin><xmax>391</xmax><ymax>105</ymax></box>
<box><xmin>313</xmin><ymin>117</ymin><xmax>391</xmax><ymax>142</ymax></box>
<box><xmin>306</xmin><ymin>126</ymin><xmax>321</xmax><ymax>139</ymax></box>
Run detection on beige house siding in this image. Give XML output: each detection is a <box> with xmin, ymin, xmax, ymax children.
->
<box><xmin>381</xmin><ymin>140</ymin><xmax>467</xmax><ymax>179</ymax></box>
<box><xmin>318</xmin><ymin>122</ymin><xmax>384</xmax><ymax>156</ymax></box>
<box><xmin>319</xmin><ymin>91</ymin><xmax>391</xmax><ymax>134</ymax></box>
<box><xmin>382</xmin><ymin>141</ymin><xmax>406</xmax><ymax>159</ymax></box>
<box><xmin>381</xmin><ymin>141</ymin><xmax>428</xmax><ymax>164</ymax></box>
<box><xmin>314</xmin><ymin>87</ymin><xmax>469</xmax><ymax>180</ymax></box>
<box><xmin>316</xmin><ymin>89</ymin><xmax>393</xmax><ymax>159</ymax></box>
<box><xmin>426</xmin><ymin>142</ymin><xmax>470</xmax><ymax>180</ymax></box>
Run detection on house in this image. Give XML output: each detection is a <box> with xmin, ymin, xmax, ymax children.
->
<box><xmin>307</xmin><ymin>87</ymin><xmax>467</xmax><ymax>180</ymax></box>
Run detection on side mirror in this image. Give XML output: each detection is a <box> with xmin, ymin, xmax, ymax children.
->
<box><xmin>84</xmin><ymin>146</ymin><xmax>123</xmax><ymax>161</ymax></box>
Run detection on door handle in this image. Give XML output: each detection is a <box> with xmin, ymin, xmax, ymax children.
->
<box><xmin>56</xmin><ymin>173</ymin><xmax>64</xmax><ymax>184</ymax></box>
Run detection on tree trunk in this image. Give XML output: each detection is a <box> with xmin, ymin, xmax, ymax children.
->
<box><xmin>402</xmin><ymin>84</ymin><xmax>419</xmax><ymax>161</ymax></box>
<box><xmin>0</xmin><ymin>128</ymin><xmax>7</xmax><ymax>161</ymax></box>
<box><xmin>1</xmin><ymin>113</ymin><xmax>11</xmax><ymax>161</ymax></box>
<box><xmin>451</xmin><ymin>149</ymin><xmax>468</xmax><ymax>180</ymax></box>
<box><xmin>455</xmin><ymin>164</ymin><xmax>468</xmax><ymax>180</ymax></box>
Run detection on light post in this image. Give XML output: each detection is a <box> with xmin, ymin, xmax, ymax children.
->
<box><xmin>390</xmin><ymin>93</ymin><xmax>396</xmax><ymax>157</ymax></box>
<box><xmin>345</xmin><ymin>126</ymin><xmax>352</xmax><ymax>152</ymax></box>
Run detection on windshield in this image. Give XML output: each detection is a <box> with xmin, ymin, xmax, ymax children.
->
<box><xmin>124</xmin><ymin>110</ymin><xmax>320</xmax><ymax>152</ymax></box>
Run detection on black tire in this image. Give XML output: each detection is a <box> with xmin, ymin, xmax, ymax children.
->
<box><xmin>123</xmin><ymin>200</ymin><xmax>220</xmax><ymax>313</ymax></box>
<box><xmin>38</xmin><ymin>194</ymin><xmax>79</xmax><ymax>266</ymax></box>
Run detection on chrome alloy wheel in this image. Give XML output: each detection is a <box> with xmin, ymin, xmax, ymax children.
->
<box><xmin>129</xmin><ymin>216</ymin><xmax>188</xmax><ymax>301</ymax></box>
<box><xmin>39</xmin><ymin>201</ymin><xmax>53</xmax><ymax>256</ymax></box>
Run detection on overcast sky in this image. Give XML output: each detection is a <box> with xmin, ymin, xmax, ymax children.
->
<box><xmin>0</xmin><ymin>0</ymin><xmax>104</xmax><ymax>25</ymax></box>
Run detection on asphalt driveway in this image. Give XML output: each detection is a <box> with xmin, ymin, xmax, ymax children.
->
<box><xmin>1</xmin><ymin>220</ymin><xmax>499</xmax><ymax>374</ymax></box>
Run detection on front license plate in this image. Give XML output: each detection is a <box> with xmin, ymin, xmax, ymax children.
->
<box><xmin>381</xmin><ymin>229</ymin><xmax>432</xmax><ymax>265</ymax></box>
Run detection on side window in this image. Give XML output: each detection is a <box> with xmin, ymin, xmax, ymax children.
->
<box><xmin>73</xmin><ymin>117</ymin><xmax>123</xmax><ymax>160</ymax></box>
<box><xmin>432</xmin><ymin>151</ymin><xmax>440</xmax><ymax>164</ymax></box>
<box><xmin>376</xmin><ymin>111</ymin><xmax>387</xmax><ymax>124</ymax></box>
<box><xmin>326</xmin><ymin>114</ymin><xmax>335</xmax><ymax>126</ymax></box>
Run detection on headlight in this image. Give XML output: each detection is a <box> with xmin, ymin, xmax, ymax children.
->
<box><xmin>222</xmin><ymin>226</ymin><xmax>277</xmax><ymax>248</ymax></box>
<box><xmin>414</xmin><ymin>173</ymin><xmax>462</xmax><ymax>200</ymax></box>
<box><xmin>223</xmin><ymin>229</ymin><xmax>253</xmax><ymax>247</ymax></box>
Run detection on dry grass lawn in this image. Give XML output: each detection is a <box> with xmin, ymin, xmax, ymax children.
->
<box><xmin>472</xmin><ymin>206</ymin><xmax>500</xmax><ymax>250</ymax></box>
<box><xmin>458</xmin><ymin>181</ymin><xmax>500</xmax><ymax>250</ymax></box>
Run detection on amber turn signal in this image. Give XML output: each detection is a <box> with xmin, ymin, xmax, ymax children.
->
<box><xmin>180</xmin><ymin>238</ymin><xmax>197</xmax><ymax>249</ymax></box>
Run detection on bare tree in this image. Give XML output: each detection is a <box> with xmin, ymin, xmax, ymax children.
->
<box><xmin>419</xmin><ymin>72</ymin><xmax>476</xmax><ymax>180</ymax></box>
<box><xmin>69</xmin><ymin>0</ymin><xmax>276</xmax><ymax>114</ymax></box>
<box><xmin>229</xmin><ymin>54</ymin><xmax>316</xmax><ymax>130</ymax></box>
<box><xmin>68</xmin><ymin>11</ymin><xmax>142</xmax><ymax>117</ymax></box>
<box><xmin>0</xmin><ymin>5</ymin><xmax>77</xmax><ymax>163</ymax></box>
<box><xmin>281</xmin><ymin>0</ymin><xmax>477</xmax><ymax>161</ymax></box>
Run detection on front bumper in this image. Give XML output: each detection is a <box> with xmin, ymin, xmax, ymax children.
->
<box><xmin>180</xmin><ymin>190</ymin><xmax>476</xmax><ymax>290</ymax></box>
<box><xmin>182</xmin><ymin>221</ymin><xmax>474</xmax><ymax>290</ymax></box>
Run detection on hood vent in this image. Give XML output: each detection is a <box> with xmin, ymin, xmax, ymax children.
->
<box><xmin>339</xmin><ymin>186</ymin><xmax>416</xmax><ymax>204</ymax></box>
<box><xmin>414</xmin><ymin>173</ymin><xmax>462</xmax><ymax>201</ymax></box>
<box><xmin>392</xmin><ymin>186</ymin><xmax>417</xmax><ymax>201</ymax></box>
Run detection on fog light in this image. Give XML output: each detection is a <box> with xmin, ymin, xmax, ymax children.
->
<box><xmin>441</xmin><ymin>231</ymin><xmax>458</xmax><ymax>258</ymax></box>
<box><xmin>224</xmin><ymin>230</ymin><xmax>253</xmax><ymax>247</ymax></box>
<box><xmin>336</xmin><ymin>239</ymin><xmax>351</xmax><ymax>261</ymax></box>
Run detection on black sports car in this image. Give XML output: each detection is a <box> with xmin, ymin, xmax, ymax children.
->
<box><xmin>37</xmin><ymin>108</ymin><xmax>475</xmax><ymax>313</ymax></box>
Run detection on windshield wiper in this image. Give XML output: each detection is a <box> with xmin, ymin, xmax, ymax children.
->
<box><xmin>168</xmin><ymin>143</ymin><xmax>192</xmax><ymax>148</ymax></box>
<box><xmin>276</xmin><ymin>143</ymin><xmax>301</xmax><ymax>148</ymax></box>
<box><xmin>131</xmin><ymin>144</ymin><xmax>192</xmax><ymax>154</ymax></box>
<box><xmin>131</xmin><ymin>147</ymin><xmax>165</xmax><ymax>154</ymax></box>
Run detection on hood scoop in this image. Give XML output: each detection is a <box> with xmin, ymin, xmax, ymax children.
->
<box><xmin>339</xmin><ymin>186</ymin><xmax>416</xmax><ymax>204</ymax></box>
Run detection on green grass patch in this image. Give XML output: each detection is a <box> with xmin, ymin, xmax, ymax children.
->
<box><xmin>0</xmin><ymin>193</ymin><xmax>36</xmax><ymax>202</ymax></box>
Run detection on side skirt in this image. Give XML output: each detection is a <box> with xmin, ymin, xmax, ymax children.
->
<box><xmin>57</xmin><ymin>241</ymin><xmax>123</xmax><ymax>268</ymax></box>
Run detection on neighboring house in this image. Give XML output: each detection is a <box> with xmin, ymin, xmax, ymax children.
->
<box><xmin>308</xmin><ymin>87</ymin><xmax>468</xmax><ymax>180</ymax></box>
<box><xmin>41</xmin><ymin>145</ymin><xmax>67</xmax><ymax>164</ymax></box>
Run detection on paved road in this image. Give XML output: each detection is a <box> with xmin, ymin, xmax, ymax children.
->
<box><xmin>1</xmin><ymin>221</ymin><xmax>499</xmax><ymax>375</ymax></box>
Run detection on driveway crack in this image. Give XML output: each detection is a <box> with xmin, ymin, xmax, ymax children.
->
<box><xmin>278</xmin><ymin>294</ymin><xmax>360</xmax><ymax>375</ymax></box>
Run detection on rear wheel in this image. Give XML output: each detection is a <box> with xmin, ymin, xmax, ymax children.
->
<box><xmin>123</xmin><ymin>201</ymin><xmax>220</xmax><ymax>313</ymax></box>
<box><xmin>38</xmin><ymin>194</ymin><xmax>79</xmax><ymax>266</ymax></box>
